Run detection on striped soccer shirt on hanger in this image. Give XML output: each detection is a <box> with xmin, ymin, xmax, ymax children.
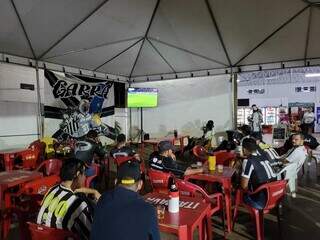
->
<box><xmin>37</xmin><ymin>184</ymin><xmax>93</xmax><ymax>240</ymax></box>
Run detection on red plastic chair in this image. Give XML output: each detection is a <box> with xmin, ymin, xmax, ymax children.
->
<box><xmin>214</xmin><ymin>150</ymin><xmax>236</xmax><ymax>166</ymax></box>
<box><xmin>36</xmin><ymin>159</ymin><xmax>62</xmax><ymax>176</ymax></box>
<box><xmin>27</xmin><ymin>222</ymin><xmax>79</xmax><ymax>240</ymax></box>
<box><xmin>85</xmin><ymin>163</ymin><xmax>100</xmax><ymax>188</ymax></box>
<box><xmin>192</xmin><ymin>145</ymin><xmax>209</xmax><ymax>163</ymax></box>
<box><xmin>176</xmin><ymin>179</ymin><xmax>225</xmax><ymax>239</ymax></box>
<box><xmin>113</xmin><ymin>156</ymin><xmax>146</xmax><ymax>176</ymax></box>
<box><xmin>114</xmin><ymin>155</ymin><xmax>135</xmax><ymax>166</ymax></box>
<box><xmin>233</xmin><ymin>180</ymin><xmax>287</xmax><ymax>240</ymax></box>
<box><xmin>16</xmin><ymin>149</ymin><xmax>39</xmax><ymax>170</ymax></box>
<box><xmin>148</xmin><ymin>168</ymin><xmax>172</xmax><ymax>194</ymax></box>
<box><xmin>29</xmin><ymin>140</ymin><xmax>46</xmax><ymax>162</ymax></box>
<box><xmin>21</xmin><ymin>175</ymin><xmax>60</xmax><ymax>195</ymax></box>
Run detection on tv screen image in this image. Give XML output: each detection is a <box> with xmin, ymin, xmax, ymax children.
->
<box><xmin>127</xmin><ymin>88</ymin><xmax>158</xmax><ymax>108</ymax></box>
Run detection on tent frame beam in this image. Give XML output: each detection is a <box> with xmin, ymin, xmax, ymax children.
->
<box><xmin>235</xmin><ymin>5</ymin><xmax>311</xmax><ymax>66</ymax></box>
<box><xmin>93</xmin><ymin>38</ymin><xmax>144</xmax><ymax>71</ymax></box>
<box><xmin>3</xmin><ymin>52</ymin><xmax>320</xmax><ymax>83</ymax></box>
<box><xmin>43</xmin><ymin>36</ymin><xmax>143</xmax><ymax>60</ymax></box>
<box><xmin>10</xmin><ymin>0</ymin><xmax>36</xmax><ymax>59</ymax></box>
<box><xmin>148</xmin><ymin>37</ymin><xmax>228</xmax><ymax>67</ymax></box>
<box><xmin>205</xmin><ymin>0</ymin><xmax>232</xmax><ymax>66</ymax></box>
<box><xmin>38</xmin><ymin>0</ymin><xmax>110</xmax><ymax>59</ymax></box>
<box><xmin>146</xmin><ymin>38</ymin><xmax>176</xmax><ymax>74</ymax></box>
<box><xmin>304</xmin><ymin>6</ymin><xmax>313</xmax><ymax>65</ymax></box>
<box><xmin>129</xmin><ymin>0</ymin><xmax>161</xmax><ymax>80</ymax></box>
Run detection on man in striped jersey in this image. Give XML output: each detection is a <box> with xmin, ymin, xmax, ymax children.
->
<box><xmin>241</xmin><ymin>138</ymin><xmax>277</xmax><ymax>209</ymax></box>
<box><xmin>37</xmin><ymin>158</ymin><xmax>100</xmax><ymax>240</ymax></box>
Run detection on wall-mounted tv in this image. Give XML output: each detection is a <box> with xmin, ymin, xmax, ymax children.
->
<box><xmin>127</xmin><ymin>87</ymin><xmax>158</xmax><ymax>108</ymax></box>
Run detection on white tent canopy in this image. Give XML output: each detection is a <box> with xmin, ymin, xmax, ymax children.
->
<box><xmin>1</xmin><ymin>0</ymin><xmax>320</xmax><ymax>82</ymax></box>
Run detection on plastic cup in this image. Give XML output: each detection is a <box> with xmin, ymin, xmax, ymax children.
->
<box><xmin>217</xmin><ymin>164</ymin><xmax>223</xmax><ymax>173</ymax></box>
<box><xmin>208</xmin><ymin>155</ymin><xmax>216</xmax><ymax>171</ymax></box>
<box><xmin>157</xmin><ymin>205</ymin><xmax>165</xmax><ymax>220</ymax></box>
<box><xmin>196</xmin><ymin>161</ymin><xmax>203</xmax><ymax>167</ymax></box>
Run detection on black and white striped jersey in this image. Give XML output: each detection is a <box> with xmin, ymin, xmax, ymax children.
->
<box><xmin>242</xmin><ymin>152</ymin><xmax>277</xmax><ymax>191</ymax></box>
<box><xmin>37</xmin><ymin>184</ymin><xmax>93</xmax><ymax>240</ymax></box>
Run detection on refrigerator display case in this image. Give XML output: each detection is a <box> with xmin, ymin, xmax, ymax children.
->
<box><xmin>265</xmin><ymin>107</ymin><xmax>277</xmax><ymax>125</ymax></box>
<box><xmin>237</xmin><ymin>106</ymin><xmax>287</xmax><ymax>126</ymax></box>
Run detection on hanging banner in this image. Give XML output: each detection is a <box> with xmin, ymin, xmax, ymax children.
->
<box><xmin>44</xmin><ymin>70</ymin><xmax>116</xmax><ymax>140</ymax></box>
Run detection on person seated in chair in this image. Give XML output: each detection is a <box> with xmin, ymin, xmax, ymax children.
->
<box><xmin>110</xmin><ymin>133</ymin><xmax>140</xmax><ymax>161</ymax></box>
<box><xmin>91</xmin><ymin>160</ymin><xmax>160</xmax><ymax>240</ymax></box>
<box><xmin>241</xmin><ymin>138</ymin><xmax>277</xmax><ymax>209</ymax></box>
<box><xmin>37</xmin><ymin>158</ymin><xmax>101</xmax><ymax>240</ymax></box>
<box><xmin>149</xmin><ymin>140</ymin><xmax>203</xmax><ymax>178</ymax></box>
<box><xmin>250</xmin><ymin>133</ymin><xmax>282</xmax><ymax>173</ymax></box>
<box><xmin>281</xmin><ymin>133</ymin><xmax>307</xmax><ymax>168</ymax></box>
<box><xmin>75</xmin><ymin>130</ymin><xmax>106</xmax><ymax>177</ymax></box>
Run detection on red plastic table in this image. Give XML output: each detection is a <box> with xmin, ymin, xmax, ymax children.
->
<box><xmin>140</xmin><ymin>135</ymin><xmax>189</xmax><ymax>155</ymax></box>
<box><xmin>0</xmin><ymin>170</ymin><xmax>43</xmax><ymax>239</ymax></box>
<box><xmin>144</xmin><ymin>192</ymin><xmax>211</xmax><ymax>240</ymax></box>
<box><xmin>184</xmin><ymin>166</ymin><xmax>235</xmax><ymax>233</ymax></box>
<box><xmin>0</xmin><ymin>148</ymin><xmax>27</xmax><ymax>171</ymax></box>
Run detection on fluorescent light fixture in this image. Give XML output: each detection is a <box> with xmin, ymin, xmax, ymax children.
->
<box><xmin>305</xmin><ymin>73</ymin><xmax>320</xmax><ymax>77</ymax></box>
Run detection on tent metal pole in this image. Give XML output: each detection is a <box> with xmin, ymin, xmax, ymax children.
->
<box><xmin>128</xmin><ymin>82</ymin><xmax>133</xmax><ymax>140</ymax></box>
<box><xmin>205</xmin><ymin>0</ymin><xmax>232</xmax><ymax>66</ymax></box>
<box><xmin>43</xmin><ymin>36</ymin><xmax>143</xmax><ymax>60</ymax></box>
<box><xmin>231</xmin><ymin>72</ymin><xmax>238</xmax><ymax>130</ymax></box>
<box><xmin>93</xmin><ymin>38</ymin><xmax>143</xmax><ymax>71</ymax></box>
<box><xmin>146</xmin><ymin>38</ymin><xmax>176</xmax><ymax>73</ymax></box>
<box><xmin>10</xmin><ymin>0</ymin><xmax>36</xmax><ymax>59</ymax></box>
<box><xmin>38</xmin><ymin>0</ymin><xmax>110</xmax><ymax>59</ymax></box>
<box><xmin>235</xmin><ymin>5</ymin><xmax>310</xmax><ymax>65</ymax></box>
<box><xmin>140</xmin><ymin>107</ymin><xmax>143</xmax><ymax>143</ymax></box>
<box><xmin>129</xmin><ymin>0</ymin><xmax>161</xmax><ymax>79</ymax></box>
<box><xmin>35</xmin><ymin>61</ymin><xmax>43</xmax><ymax>138</ymax></box>
<box><xmin>304</xmin><ymin>6</ymin><xmax>313</xmax><ymax>65</ymax></box>
<box><xmin>148</xmin><ymin>37</ymin><xmax>228</xmax><ymax>67</ymax></box>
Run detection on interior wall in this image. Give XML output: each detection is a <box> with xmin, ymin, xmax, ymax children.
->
<box><xmin>0</xmin><ymin>63</ymin><xmax>41</xmax><ymax>149</ymax></box>
<box><xmin>131</xmin><ymin>75</ymin><xmax>233</xmax><ymax>139</ymax></box>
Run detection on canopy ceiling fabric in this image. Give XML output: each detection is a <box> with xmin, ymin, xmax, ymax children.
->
<box><xmin>1</xmin><ymin>0</ymin><xmax>320</xmax><ymax>81</ymax></box>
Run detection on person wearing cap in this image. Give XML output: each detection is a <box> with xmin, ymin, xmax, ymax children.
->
<box><xmin>37</xmin><ymin>158</ymin><xmax>101</xmax><ymax>240</ymax></box>
<box><xmin>91</xmin><ymin>160</ymin><xmax>160</xmax><ymax>240</ymax></box>
<box><xmin>110</xmin><ymin>133</ymin><xmax>140</xmax><ymax>161</ymax></box>
<box><xmin>149</xmin><ymin>140</ymin><xmax>203</xmax><ymax>178</ymax></box>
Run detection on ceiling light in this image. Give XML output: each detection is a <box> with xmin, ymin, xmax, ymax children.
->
<box><xmin>305</xmin><ymin>73</ymin><xmax>320</xmax><ymax>77</ymax></box>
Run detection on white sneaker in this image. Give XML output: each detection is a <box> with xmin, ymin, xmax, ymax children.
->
<box><xmin>291</xmin><ymin>192</ymin><xmax>297</xmax><ymax>198</ymax></box>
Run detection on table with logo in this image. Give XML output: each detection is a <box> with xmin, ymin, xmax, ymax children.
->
<box><xmin>0</xmin><ymin>170</ymin><xmax>43</xmax><ymax>239</ymax></box>
<box><xmin>145</xmin><ymin>192</ymin><xmax>211</xmax><ymax>240</ymax></box>
<box><xmin>184</xmin><ymin>166</ymin><xmax>235</xmax><ymax>233</ymax></box>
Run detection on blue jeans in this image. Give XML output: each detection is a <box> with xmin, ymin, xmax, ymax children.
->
<box><xmin>243</xmin><ymin>191</ymin><xmax>267</xmax><ymax>210</ymax></box>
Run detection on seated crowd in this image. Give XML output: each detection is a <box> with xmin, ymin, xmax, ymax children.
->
<box><xmin>36</xmin><ymin>126</ymin><xmax>310</xmax><ymax>239</ymax></box>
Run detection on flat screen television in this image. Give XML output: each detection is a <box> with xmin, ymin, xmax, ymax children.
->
<box><xmin>127</xmin><ymin>87</ymin><xmax>158</xmax><ymax>108</ymax></box>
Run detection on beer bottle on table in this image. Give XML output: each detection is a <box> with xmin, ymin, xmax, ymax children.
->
<box><xmin>168</xmin><ymin>177</ymin><xmax>179</xmax><ymax>213</ymax></box>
